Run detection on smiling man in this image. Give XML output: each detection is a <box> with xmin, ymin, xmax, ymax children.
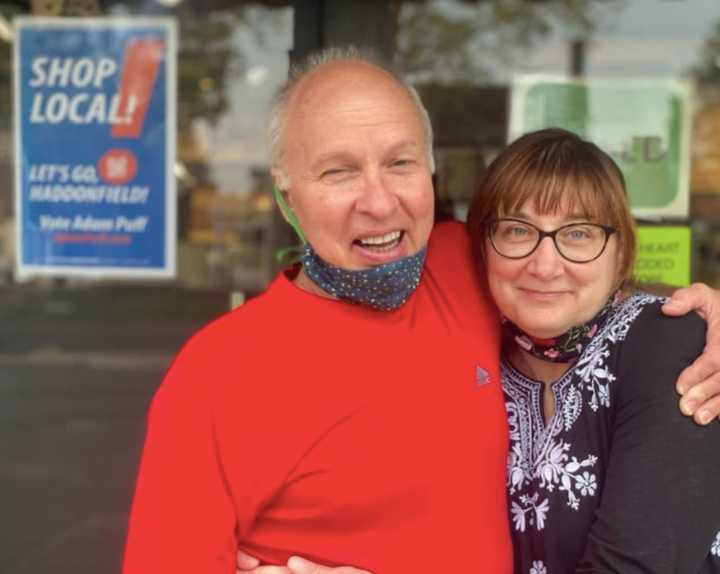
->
<box><xmin>122</xmin><ymin>50</ymin><xmax>513</xmax><ymax>574</ymax></box>
<box><xmin>273</xmin><ymin>54</ymin><xmax>435</xmax><ymax>306</ymax></box>
<box><xmin>122</xmin><ymin>50</ymin><xmax>720</xmax><ymax>574</ymax></box>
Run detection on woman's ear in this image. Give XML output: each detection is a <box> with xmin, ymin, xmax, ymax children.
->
<box><xmin>615</xmin><ymin>246</ymin><xmax>630</xmax><ymax>293</ymax></box>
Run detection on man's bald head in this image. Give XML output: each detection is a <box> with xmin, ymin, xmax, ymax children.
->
<box><xmin>268</xmin><ymin>47</ymin><xmax>435</xmax><ymax>189</ymax></box>
<box><xmin>264</xmin><ymin>46</ymin><xmax>435</xmax><ymax>274</ymax></box>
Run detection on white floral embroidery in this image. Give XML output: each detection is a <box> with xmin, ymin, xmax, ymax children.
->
<box><xmin>573</xmin><ymin>340</ymin><xmax>614</xmax><ymax>412</ymax></box>
<box><xmin>529</xmin><ymin>560</ymin><xmax>547</xmax><ymax>574</ymax></box>
<box><xmin>508</xmin><ymin>441</ymin><xmax>529</xmax><ymax>495</ymax></box>
<box><xmin>574</xmin><ymin>293</ymin><xmax>655</xmax><ymax>412</ymax></box>
<box><xmin>511</xmin><ymin>493</ymin><xmax>549</xmax><ymax>532</ymax></box>
<box><xmin>537</xmin><ymin>441</ymin><xmax>598</xmax><ymax>510</ymax></box>
<box><xmin>562</xmin><ymin>384</ymin><xmax>582</xmax><ymax>430</ymax></box>
<box><xmin>504</xmin><ymin>372</ymin><xmax>600</xmax><ymax>518</ymax></box>
<box><xmin>503</xmin><ymin>293</ymin><xmax>660</xmax><ymax>531</ymax></box>
<box><xmin>711</xmin><ymin>531</ymin><xmax>720</xmax><ymax>557</ymax></box>
<box><xmin>576</xmin><ymin>471</ymin><xmax>597</xmax><ymax>497</ymax></box>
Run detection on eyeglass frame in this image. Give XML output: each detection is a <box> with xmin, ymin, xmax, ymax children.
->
<box><xmin>486</xmin><ymin>218</ymin><xmax>618</xmax><ymax>264</ymax></box>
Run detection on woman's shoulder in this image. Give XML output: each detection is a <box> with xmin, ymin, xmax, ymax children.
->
<box><xmin>607</xmin><ymin>291</ymin><xmax>705</xmax><ymax>343</ymax></box>
<box><xmin>580</xmin><ymin>292</ymin><xmax>660</xmax><ymax>357</ymax></box>
<box><xmin>607</xmin><ymin>291</ymin><xmax>663</xmax><ymax>326</ymax></box>
<box><xmin>576</xmin><ymin>292</ymin><xmax>705</xmax><ymax>400</ymax></box>
<box><xmin>604</xmin><ymin>291</ymin><xmax>706</xmax><ymax>397</ymax></box>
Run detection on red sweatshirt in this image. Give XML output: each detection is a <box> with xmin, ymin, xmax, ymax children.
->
<box><xmin>123</xmin><ymin>222</ymin><xmax>512</xmax><ymax>574</ymax></box>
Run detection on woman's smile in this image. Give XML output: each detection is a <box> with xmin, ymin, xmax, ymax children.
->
<box><xmin>517</xmin><ymin>287</ymin><xmax>570</xmax><ymax>301</ymax></box>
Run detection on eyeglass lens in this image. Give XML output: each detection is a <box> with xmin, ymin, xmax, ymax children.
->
<box><xmin>491</xmin><ymin>220</ymin><xmax>610</xmax><ymax>262</ymax></box>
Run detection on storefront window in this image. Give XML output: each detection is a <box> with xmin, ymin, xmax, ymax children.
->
<box><xmin>3</xmin><ymin>2</ymin><xmax>720</xmax><ymax>572</ymax></box>
<box><xmin>395</xmin><ymin>0</ymin><xmax>720</xmax><ymax>285</ymax></box>
<box><xmin>394</xmin><ymin>0</ymin><xmax>720</xmax><ymax>285</ymax></box>
<box><xmin>1</xmin><ymin>2</ymin><xmax>292</xmax><ymax>572</ymax></box>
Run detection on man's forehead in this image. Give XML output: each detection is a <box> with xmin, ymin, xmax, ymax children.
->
<box><xmin>288</xmin><ymin>62</ymin><xmax>419</xmax><ymax>127</ymax></box>
<box><xmin>288</xmin><ymin>114</ymin><xmax>424</xmax><ymax>172</ymax></box>
<box><xmin>289</xmin><ymin>72</ymin><xmax>419</xmax><ymax>143</ymax></box>
<box><xmin>293</xmin><ymin>60</ymin><xmax>397</xmax><ymax>99</ymax></box>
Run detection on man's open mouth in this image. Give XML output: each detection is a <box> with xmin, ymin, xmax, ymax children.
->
<box><xmin>354</xmin><ymin>230</ymin><xmax>404</xmax><ymax>252</ymax></box>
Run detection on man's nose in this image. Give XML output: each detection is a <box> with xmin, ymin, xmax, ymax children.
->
<box><xmin>355</xmin><ymin>171</ymin><xmax>399</xmax><ymax>218</ymax></box>
<box><xmin>527</xmin><ymin>236</ymin><xmax>564</xmax><ymax>278</ymax></box>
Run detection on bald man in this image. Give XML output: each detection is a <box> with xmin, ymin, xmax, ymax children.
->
<box><xmin>123</xmin><ymin>49</ymin><xmax>720</xmax><ymax>574</ymax></box>
<box><xmin>123</xmin><ymin>49</ymin><xmax>513</xmax><ymax>574</ymax></box>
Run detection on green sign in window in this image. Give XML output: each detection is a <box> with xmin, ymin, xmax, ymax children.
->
<box><xmin>634</xmin><ymin>226</ymin><xmax>691</xmax><ymax>286</ymax></box>
<box><xmin>511</xmin><ymin>78</ymin><xmax>691</xmax><ymax>218</ymax></box>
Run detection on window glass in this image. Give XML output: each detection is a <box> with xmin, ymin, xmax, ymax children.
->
<box><xmin>395</xmin><ymin>0</ymin><xmax>720</xmax><ymax>285</ymax></box>
<box><xmin>0</xmin><ymin>2</ymin><xmax>292</xmax><ymax>572</ymax></box>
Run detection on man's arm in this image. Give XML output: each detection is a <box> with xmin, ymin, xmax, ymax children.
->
<box><xmin>236</xmin><ymin>553</ymin><xmax>371</xmax><ymax>574</ymax></box>
<box><xmin>662</xmin><ymin>283</ymin><xmax>720</xmax><ymax>424</ymax></box>
<box><xmin>576</xmin><ymin>306</ymin><xmax>720</xmax><ymax>572</ymax></box>
<box><xmin>123</xmin><ymin>349</ymin><xmax>238</xmax><ymax>574</ymax></box>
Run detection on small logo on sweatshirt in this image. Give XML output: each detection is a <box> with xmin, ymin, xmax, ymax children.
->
<box><xmin>475</xmin><ymin>366</ymin><xmax>491</xmax><ymax>387</ymax></box>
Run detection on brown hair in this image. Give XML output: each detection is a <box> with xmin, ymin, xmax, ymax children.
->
<box><xmin>467</xmin><ymin>128</ymin><xmax>636</xmax><ymax>286</ymax></box>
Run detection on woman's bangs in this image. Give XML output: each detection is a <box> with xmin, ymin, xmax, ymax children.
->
<box><xmin>497</xmin><ymin>167</ymin><xmax>610</xmax><ymax>223</ymax></box>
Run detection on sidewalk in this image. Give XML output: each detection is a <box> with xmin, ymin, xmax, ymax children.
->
<box><xmin>1</xmin><ymin>286</ymin><xmax>229</xmax><ymax>574</ymax></box>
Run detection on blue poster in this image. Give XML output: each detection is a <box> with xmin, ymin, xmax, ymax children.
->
<box><xmin>14</xmin><ymin>18</ymin><xmax>176</xmax><ymax>278</ymax></box>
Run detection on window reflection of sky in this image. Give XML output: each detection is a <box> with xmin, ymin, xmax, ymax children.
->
<box><xmin>197</xmin><ymin>6</ymin><xmax>292</xmax><ymax>195</ymax></box>
<box><xmin>410</xmin><ymin>0</ymin><xmax>720</xmax><ymax>81</ymax></box>
<box><xmin>518</xmin><ymin>0</ymin><xmax>720</xmax><ymax>77</ymax></box>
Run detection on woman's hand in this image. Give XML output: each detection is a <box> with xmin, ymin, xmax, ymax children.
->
<box><xmin>236</xmin><ymin>551</ymin><xmax>372</xmax><ymax>574</ymax></box>
<box><xmin>663</xmin><ymin>282</ymin><xmax>720</xmax><ymax>424</ymax></box>
<box><xmin>236</xmin><ymin>550</ymin><xmax>289</xmax><ymax>573</ymax></box>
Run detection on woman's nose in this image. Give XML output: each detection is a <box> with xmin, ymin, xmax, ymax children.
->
<box><xmin>527</xmin><ymin>236</ymin><xmax>564</xmax><ymax>278</ymax></box>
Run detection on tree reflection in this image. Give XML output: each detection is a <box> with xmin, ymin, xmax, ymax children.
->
<box><xmin>396</xmin><ymin>0</ymin><xmax>623</xmax><ymax>84</ymax></box>
<box><xmin>693</xmin><ymin>19</ymin><xmax>720</xmax><ymax>85</ymax></box>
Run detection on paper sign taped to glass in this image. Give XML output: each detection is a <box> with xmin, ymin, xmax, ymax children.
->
<box><xmin>14</xmin><ymin>17</ymin><xmax>177</xmax><ymax>279</ymax></box>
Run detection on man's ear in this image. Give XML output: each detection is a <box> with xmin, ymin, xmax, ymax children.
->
<box><xmin>270</xmin><ymin>166</ymin><xmax>294</xmax><ymax>222</ymax></box>
<box><xmin>270</xmin><ymin>172</ymin><xmax>306</xmax><ymax>243</ymax></box>
<box><xmin>272</xmin><ymin>185</ymin><xmax>293</xmax><ymax>225</ymax></box>
<box><xmin>271</xmin><ymin>167</ymin><xmax>291</xmax><ymax>196</ymax></box>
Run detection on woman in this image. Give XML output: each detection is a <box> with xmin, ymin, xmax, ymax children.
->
<box><xmin>238</xmin><ymin>129</ymin><xmax>720</xmax><ymax>573</ymax></box>
<box><xmin>467</xmin><ymin>128</ymin><xmax>720</xmax><ymax>573</ymax></box>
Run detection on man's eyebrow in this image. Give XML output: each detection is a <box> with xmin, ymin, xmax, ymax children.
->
<box><xmin>385</xmin><ymin>140</ymin><xmax>424</xmax><ymax>155</ymax></box>
<box><xmin>309</xmin><ymin>150</ymin><xmax>357</xmax><ymax>171</ymax></box>
<box><xmin>309</xmin><ymin>139</ymin><xmax>424</xmax><ymax>172</ymax></box>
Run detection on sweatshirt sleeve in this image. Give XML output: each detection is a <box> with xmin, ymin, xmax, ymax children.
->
<box><xmin>122</xmin><ymin>344</ymin><xmax>238</xmax><ymax>574</ymax></box>
<box><xmin>576</xmin><ymin>304</ymin><xmax>720</xmax><ymax>573</ymax></box>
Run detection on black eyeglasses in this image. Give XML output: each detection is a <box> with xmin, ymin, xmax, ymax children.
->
<box><xmin>487</xmin><ymin>218</ymin><xmax>617</xmax><ymax>263</ymax></box>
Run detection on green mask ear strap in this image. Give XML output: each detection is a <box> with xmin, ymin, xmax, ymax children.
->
<box><xmin>273</xmin><ymin>245</ymin><xmax>300</xmax><ymax>265</ymax></box>
<box><xmin>273</xmin><ymin>185</ymin><xmax>306</xmax><ymax>244</ymax></box>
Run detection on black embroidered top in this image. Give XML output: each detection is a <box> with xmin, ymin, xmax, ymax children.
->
<box><xmin>503</xmin><ymin>293</ymin><xmax>720</xmax><ymax>574</ymax></box>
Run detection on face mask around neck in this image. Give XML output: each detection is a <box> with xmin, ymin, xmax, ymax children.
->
<box><xmin>502</xmin><ymin>291</ymin><xmax>623</xmax><ymax>363</ymax></box>
<box><xmin>300</xmin><ymin>243</ymin><xmax>427</xmax><ymax>311</ymax></box>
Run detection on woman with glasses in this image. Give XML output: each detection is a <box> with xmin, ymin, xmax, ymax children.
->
<box><xmin>237</xmin><ymin>129</ymin><xmax>720</xmax><ymax>574</ymax></box>
<box><xmin>466</xmin><ymin>128</ymin><xmax>720</xmax><ymax>573</ymax></box>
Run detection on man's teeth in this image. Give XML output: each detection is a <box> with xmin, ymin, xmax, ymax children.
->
<box><xmin>358</xmin><ymin>231</ymin><xmax>402</xmax><ymax>246</ymax></box>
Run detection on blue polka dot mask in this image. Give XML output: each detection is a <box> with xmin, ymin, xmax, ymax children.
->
<box><xmin>301</xmin><ymin>243</ymin><xmax>427</xmax><ymax>311</ymax></box>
